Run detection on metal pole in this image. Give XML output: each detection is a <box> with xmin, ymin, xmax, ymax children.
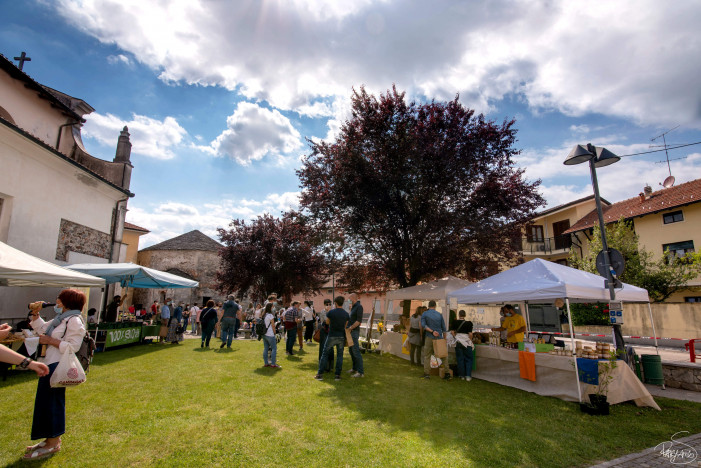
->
<box><xmin>587</xmin><ymin>149</ymin><xmax>615</xmax><ymax>302</ymax></box>
<box><xmin>566</xmin><ymin>298</ymin><xmax>583</xmax><ymax>403</ymax></box>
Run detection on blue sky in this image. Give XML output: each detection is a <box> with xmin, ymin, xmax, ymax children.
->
<box><xmin>3</xmin><ymin>0</ymin><xmax>701</xmax><ymax>247</ymax></box>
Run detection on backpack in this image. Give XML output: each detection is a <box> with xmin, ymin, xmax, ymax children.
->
<box><xmin>255</xmin><ymin>316</ymin><xmax>271</xmax><ymax>338</ymax></box>
<box><xmin>61</xmin><ymin>317</ymin><xmax>96</xmax><ymax>372</ymax></box>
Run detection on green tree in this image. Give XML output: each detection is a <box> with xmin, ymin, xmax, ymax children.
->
<box><xmin>569</xmin><ymin>218</ymin><xmax>701</xmax><ymax>302</ymax></box>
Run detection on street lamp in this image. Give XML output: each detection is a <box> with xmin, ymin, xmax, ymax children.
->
<box><xmin>564</xmin><ymin>143</ymin><xmax>626</xmax><ymax>351</ymax></box>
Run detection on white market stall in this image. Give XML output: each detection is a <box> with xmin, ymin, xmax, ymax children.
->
<box><xmin>0</xmin><ymin>241</ymin><xmax>106</xmax><ymax>363</ymax></box>
<box><xmin>0</xmin><ymin>241</ymin><xmax>105</xmax><ymax>288</ymax></box>
<box><xmin>379</xmin><ymin>276</ymin><xmax>472</xmax><ymax>358</ymax></box>
<box><xmin>447</xmin><ymin>258</ymin><xmax>659</xmax><ymax>409</ymax></box>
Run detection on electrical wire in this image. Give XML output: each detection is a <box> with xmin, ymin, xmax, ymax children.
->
<box><xmin>618</xmin><ymin>141</ymin><xmax>701</xmax><ymax>157</ymax></box>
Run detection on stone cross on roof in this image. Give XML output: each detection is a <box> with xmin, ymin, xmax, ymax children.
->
<box><xmin>13</xmin><ymin>51</ymin><xmax>31</xmax><ymax>71</ymax></box>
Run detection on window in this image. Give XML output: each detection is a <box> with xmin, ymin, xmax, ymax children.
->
<box><xmin>663</xmin><ymin>210</ymin><xmax>684</xmax><ymax>224</ymax></box>
<box><xmin>526</xmin><ymin>225</ymin><xmax>544</xmax><ymax>242</ymax></box>
<box><xmin>685</xmin><ymin>297</ymin><xmax>701</xmax><ymax>303</ymax></box>
<box><xmin>663</xmin><ymin>240</ymin><xmax>695</xmax><ymax>260</ymax></box>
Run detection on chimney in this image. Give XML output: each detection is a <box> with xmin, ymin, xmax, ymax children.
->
<box><xmin>114</xmin><ymin>126</ymin><xmax>132</xmax><ymax>164</ymax></box>
<box><xmin>638</xmin><ymin>193</ymin><xmax>645</xmax><ymax>202</ymax></box>
<box><xmin>643</xmin><ymin>185</ymin><xmax>653</xmax><ymax>199</ymax></box>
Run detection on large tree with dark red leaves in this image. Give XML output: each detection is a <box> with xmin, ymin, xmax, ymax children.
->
<box><xmin>216</xmin><ymin>212</ymin><xmax>326</xmax><ymax>302</ymax></box>
<box><xmin>297</xmin><ymin>86</ymin><xmax>544</xmax><ymax>288</ymax></box>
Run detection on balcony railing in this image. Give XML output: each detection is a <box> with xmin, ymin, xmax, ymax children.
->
<box><xmin>522</xmin><ymin>235</ymin><xmax>572</xmax><ymax>255</ymax></box>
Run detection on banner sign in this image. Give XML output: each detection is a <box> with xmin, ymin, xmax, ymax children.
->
<box><xmin>105</xmin><ymin>326</ymin><xmax>142</xmax><ymax>348</ymax></box>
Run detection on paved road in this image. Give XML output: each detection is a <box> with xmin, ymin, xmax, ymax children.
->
<box><xmin>590</xmin><ymin>431</ymin><xmax>701</xmax><ymax>467</ymax></box>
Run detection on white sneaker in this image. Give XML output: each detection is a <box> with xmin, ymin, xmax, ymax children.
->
<box><xmin>351</xmin><ymin>372</ymin><xmax>364</xmax><ymax>378</ymax></box>
<box><xmin>347</xmin><ymin>369</ymin><xmax>356</xmax><ymax>374</ymax></box>
<box><xmin>465</xmin><ymin>376</ymin><xmax>472</xmax><ymax>381</ymax></box>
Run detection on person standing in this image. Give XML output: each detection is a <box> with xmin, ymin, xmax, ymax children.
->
<box><xmin>167</xmin><ymin>302</ymin><xmax>183</xmax><ymax>344</ymax></box>
<box><xmin>420</xmin><ymin>300</ymin><xmax>448</xmax><ymax>379</ymax></box>
<box><xmin>104</xmin><ymin>295</ymin><xmax>124</xmax><ymax>323</ymax></box>
<box><xmin>190</xmin><ymin>303</ymin><xmax>200</xmax><ymax>335</ymax></box>
<box><xmin>491</xmin><ymin>304</ymin><xmax>526</xmax><ymax>344</ymax></box>
<box><xmin>302</xmin><ymin>301</ymin><xmax>315</xmax><ymax>344</ymax></box>
<box><xmin>261</xmin><ymin>304</ymin><xmax>280</xmax><ymax>368</ymax></box>
<box><xmin>283</xmin><ymin>302</ymin><xmax>302</xmax><ymax>355</ymax></box>
<box><xmin>220</xmin><ymin>295</ymin><xmax>239</xmax><ymax>349</ymax></box>
<box><xmin>315</xmin><ymin>296</ymin><xmax>349</xmax><ymax>381</ymax></box>
<box><xmin>451</xmin><ymin>310</ymin><xmax>474</xmax><ymax>381</ymax></box>
<box><xmin>317</xmin><ymin>299</ymin><xmax>334</xmax><ymax>373</ymax></box>
<box><xmin>182</xmin><ymin>304</ymin><xmax>190</xmax><ymax>332</ymax></box>
<box><xmin>407</xmin><ymin>306</ymin><xmax>424</xmax><ymax>367</ymax></box>
<box><xmin>24</xmin><ymin>290</ymin><xmax>87</xmax><ymax>460</ymax></box>
<box><xmin>347</xmin><ymin>292</ymin><xmax>364</xmax><ymax>378</ymax></box>
<box><xmin>214</xmin><ymin>302</ymin><xmax>224</xmax><ymax>338</ymax></box>
<box><xmin>159</xmin><ymin>299</ymin><xmax>171</xmax><ymax>343</ymax></box>
<box><xmin>252</xmin><ymin>303</ymin><xmax>262</xmax><ymax>340</ymax></box>
<box><xmin>199</xmin><ymin>300</ymin><xmax>218</xmax><ymax>348</ymax></box>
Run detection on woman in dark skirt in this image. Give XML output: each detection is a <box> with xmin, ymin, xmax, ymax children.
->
<box><xmin>25</xmin><ymin>289</ymin><xmax>87</xmax><ymax>461</ymax></box>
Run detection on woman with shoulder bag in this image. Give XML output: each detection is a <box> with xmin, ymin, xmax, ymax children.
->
<box><xmin>24</xmin><ymin>289</ymin><xmax>87</xmax><ymax>461</ymax></box>
<box><xmin>407</xmin><ymin>306</ymin><xmax>425</xmax><ymax>367</ymax></box>
<box><xmin>450</xmin><ymin>310</ymin><xmax>474</xmax><ymax>381</ymax></box>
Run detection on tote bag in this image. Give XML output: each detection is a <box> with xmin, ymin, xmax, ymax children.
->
<box><xmin>433</xmin><ymin>338</ymin><xmax>448</xmax><ymax>358</ymax></box>
<box><xmin>50</xmin><ymin>349</ymin><xmax>87</xmax><ymax>387</ymax></box>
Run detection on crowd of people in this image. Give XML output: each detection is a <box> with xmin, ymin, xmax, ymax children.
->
<box><xmin>0</xmin><ymin>288</ymin><xmax>483</xmax><ymax>461</ymax></box>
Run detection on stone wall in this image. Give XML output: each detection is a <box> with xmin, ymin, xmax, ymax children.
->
<box><xmin>133</xmin><ymin>249</ymin><xmax>224</xmax><ymax>308</ymax></box>
<box><xmin>662</xmin><ymin>362</ymin><xmax>701</xmax><ymax>392</ymax></box>
<box><xmin>55</xmin><ymin>218</ymin><xmax>110</xmax><ymax>261</ymax></box>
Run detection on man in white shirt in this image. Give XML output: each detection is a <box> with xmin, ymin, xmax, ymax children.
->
<box><xmin>302</xmin><ymin>301</ymin><xmax>315</xmax><ymax>344</ymax></box>
<box><xmin>189</xmin><ymin>304</ymin><xmax>200</xmax><ymax>335</ymax></box>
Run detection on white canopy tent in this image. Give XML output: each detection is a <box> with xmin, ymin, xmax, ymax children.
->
<box><xmin>384</xmin><ymin>275</ymin><xmax>473</xmax><ymax>330</ymax></box>
<box><xmin>448</xmin><ymin>258</ymin><xmax>656</xmax><ymax>403</ymax></box>
<box><xmin>0</xmin><ymin>241</ymin><xmax>106</xmax><ymax>288</ymax></box>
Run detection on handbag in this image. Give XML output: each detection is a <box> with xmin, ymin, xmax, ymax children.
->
<box><xmin>433</xmin><ymin>338</ymin><xmax>448</xmax><ymax>358</ymax></box>
<box><xmin>313</xmin><ymin>328</ymin><xmax>321</xmax><ymax>343</ymax></box>
<box><xmin>50</xmin><ymin>349</ymin><xmax>87</xmax><ymax>387</ymax></box>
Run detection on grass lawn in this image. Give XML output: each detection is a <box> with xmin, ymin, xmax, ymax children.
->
<box><xmin>1</xmin><ymin>338</ymin><xmax>700</xmax><ymax>467</ymax></box>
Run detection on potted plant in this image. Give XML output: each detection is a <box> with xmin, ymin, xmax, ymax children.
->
<box><xmin>579</xmin><ymin>350</ymin><xmax>618</xmax><ymax>415</ymax></box>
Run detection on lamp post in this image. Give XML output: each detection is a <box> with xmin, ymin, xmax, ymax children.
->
<box><xmin>564</xmin><ymin>143</ymin><xmax>626</xmax><ymax>352</ymax></box>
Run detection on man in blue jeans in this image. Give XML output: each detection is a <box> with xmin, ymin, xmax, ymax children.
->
<box><xmin>220</xmin><ymin>295</ymin><xmax>240</xmax><ymax>349</ymax></box>
<box><xmin>315</xmin><ymin>296</ymin><xmax>349</xmax><ymax>381</ymax></box>
<box><xmin>347</xmin><ymin>292</ymin><xmax>365</xmax><ymax>378</ymax></box>
<box><xmin>283</xmin><ymin>302</ymin><xmax>301</xmax><ymax>355</ymax></box>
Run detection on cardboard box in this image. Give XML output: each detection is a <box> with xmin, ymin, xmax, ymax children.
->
<box><xmin>439</xmin><ymin>368</ymin><xmax>453</xmax><ymax>379</ymax></box>
<box><xmin>429</xmin><ymin>367</ymin><xmax>440</xmax><ymax>376</ymax></box>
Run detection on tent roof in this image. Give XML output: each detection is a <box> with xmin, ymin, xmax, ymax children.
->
<box><xmin>0</xmin><ymin>241</ymin><xmax>105</xmax><ymax>287</ymax></box>
<box><xmin>387</xmin><ymin>276</ymin><xmax>472</xmax><ymax>301</ymax></box>
<box><xmin>448</xmin><ymin>258</ymin><xmax>650</xmax><ymax>304</ymax></box>
<box><xmin>65</xmin><ymin>262</ymin><xmax>199</xmax><ymax>289</ymax></box>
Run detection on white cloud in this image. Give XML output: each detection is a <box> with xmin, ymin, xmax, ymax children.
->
<box><xmin>83</xmin><ymin>112</ymin><xmax>187</xmax><ymax>160</ymax></box>
<box><xmin>197</xmin><ymin>102</ymin><xmax>302</xmax><ymax>165</ymax></box>
<box><xmin>53</xmin><ymin>0</ymin><xmax>701</xmax><ymax>128</ymax></box>
<box><xmin>106</xmin><ymin>54</ymin><xmax>132</xmax><ymax>67</ymax></box>
<box><xmin>127</xmin><ymin>191</ymin><xmax>301</xmax><ymax>247</ymax></box>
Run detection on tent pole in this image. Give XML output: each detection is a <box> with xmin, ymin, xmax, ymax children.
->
<box><xmin>646</xmin><ymin>302</ymin><xmax>660</xmax><ymax>357</ymax></box>
<box><xmin>566</xmin><ymin>298</ymin><xmax>582</xmax><ymax>403</ymax></box>
<box><xmin>524</xmin><ymin>302</ymin><xmax>531</xmax><ymax>335</ymax></box>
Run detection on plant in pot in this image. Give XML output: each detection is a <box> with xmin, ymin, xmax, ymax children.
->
<box><xmin>579</xmin><ymin>350</ymin><xmax>618</xmax><ymax>415</ymax></box>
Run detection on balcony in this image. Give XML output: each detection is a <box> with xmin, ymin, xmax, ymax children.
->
<box><xmin>522</xmin><ymin>235</ymin><xmax>572</xmax><ymax>256</ymax></box>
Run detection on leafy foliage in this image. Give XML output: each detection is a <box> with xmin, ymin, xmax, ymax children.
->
<box><xmin>216</xmin><ymin>212</ymin><xmax>326</xmax><ymax>302</ymax></box>
<box><xmin>569</xmin><ymin>218</ymin><xmax>701</xmax><ymax>302</ymax></box>
<box><xmin>570</xmin><ymin>302</ymin><xmax>609</xmax><ymax>326</ymax></box>
<box><xmin>297</xmin><ymin>86</ymin><xmax>544</xmax><ymax>288</ymax></box>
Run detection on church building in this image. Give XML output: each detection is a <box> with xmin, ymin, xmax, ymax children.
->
<box><xmin>0</xmin><ymin>53</ymin><xmax>134</xmax><ymax>320</ymax></box>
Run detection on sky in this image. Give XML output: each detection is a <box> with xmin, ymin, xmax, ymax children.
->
<box><xmin>3</xmin><ymin>0</ymin><xmax>701</xmax><ymax>248</ymax></box>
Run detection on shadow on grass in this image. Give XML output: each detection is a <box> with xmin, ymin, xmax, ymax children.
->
<box><xmin>311</xmin><ymin>352</ymin><xmax>701</xmax><ymax>467</ymax></box>
<box><xmin>90</xmin><ymin>342</ymin><xmax>172</xmax><ymax>366</ymax></box>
